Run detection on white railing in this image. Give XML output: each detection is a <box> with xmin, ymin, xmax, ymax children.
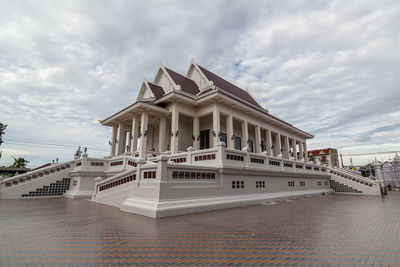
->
<box><xmin>95</xmin><ymin>168</ymin><xmax>138</xmax><ymax>194</ymax></box>
<box><xmin>328</xmin><ymin>167</ymin><xmax>378</xmax><ymax>187</ymax></box>
<box><xmin>94</xmin><ymin>164</ymin><xmax>159</xmax><ymax>195</ymax></box>
<box><xmin>0</xmin><ymin>160</ymin><xmax>75</xmax><ymax>190</ymax></box>
<box><xmin>222</xmin><ymin>146</ymin><xmax>326</xmax><ymax>175</ymax></box>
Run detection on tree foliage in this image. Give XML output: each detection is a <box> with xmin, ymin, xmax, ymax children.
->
<box><xmin>10</xmin><ymin>157</ymin><xmax>29</xmax><ymax>168</ymax></box>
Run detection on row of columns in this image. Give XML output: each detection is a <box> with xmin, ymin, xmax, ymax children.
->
<box><xmin>110</xmin><ymin>107</ymin><xmax>308</xmax><ymax>161</ymax></box>
<box><xmin>212</xmin><ymin>106</ymin><xmax>308</xmax><ymax>160</ymax></box>
<box><xmin>110</xmin><ymin>112</ymin><xmax>167</xmax><ymax>159</ymax></box>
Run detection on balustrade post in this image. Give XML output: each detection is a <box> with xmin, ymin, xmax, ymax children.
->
<box><xmin>157</xmin><ymin>155</ymin><xmax>169</xmax><ymax>181</ymax></box>
<box><xmin>82</xmin><ymin>153</ymin><xmax>88</xmax><ymax>168</ymax></box>
<box><xmin>135</xmin><ymin>158</ymin><xmax>147</xmax><ymax>186</ymax></box>
<box><xmin>242</xmin><ymin>146</ymin><xmax>250</xmax><ymax>167</ymax></box>
<box><xmin>187</xmin><ymin>146</ymin><xmax>194</xmax><ymax>165</ymax></box>
<box><xmin>216</xmin><ymin>141</ymin><xmax>226</xmax><ymax>167</ymax></box>
<box><xmin>262</xmin><ymin>151</ymin><xmax>269</xmax><ymax>169</ymax></box>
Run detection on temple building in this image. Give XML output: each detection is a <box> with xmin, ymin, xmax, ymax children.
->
<box><xmin>101</xmin><ymin>59</ymin><xmax>311</xmax><ymax>161</ymax></box>
<box><xmin>0</xmin><ymin>60</ymin><xmax>381</xmax><ymax>218</ymax></box>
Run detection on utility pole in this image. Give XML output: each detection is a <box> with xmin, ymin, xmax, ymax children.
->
<box><xmin>340</xmin><ymin>153</ymin><xmax>344</xmax><ymax>168</ymax></box>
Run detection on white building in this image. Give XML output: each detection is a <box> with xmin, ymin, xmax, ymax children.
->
<box><xmin>0</xmin><ymin>60</ymin><xmax>381</xmax><ymax>218</ymax></box>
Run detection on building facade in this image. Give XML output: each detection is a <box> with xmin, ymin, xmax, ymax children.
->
<box><xmin>0</xmin><ymin>60</ymin><xmax>381</xmax><ymax>218</ymax></box>
<box><xmin>308</xmin><ymin>148</ymin><xmax>339</xmax><ymax>167</ymax></box>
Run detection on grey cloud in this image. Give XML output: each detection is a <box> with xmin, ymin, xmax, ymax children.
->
<box><xmin>0</xmin><ymin>0</ymin><xmax>399</xmax><ymax>166</ymax></box>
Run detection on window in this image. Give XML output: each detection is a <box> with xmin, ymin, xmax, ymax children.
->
<box><xmin>234</xmin><ymin>136</ymin><xmax>241</xmax><ymax>150</ymax></box>
<box><xmin>232</xmin><ymin>180</ymin><xmax>244</xmax><ymax>189</ymax></box>
<box><xmin>256</xmin><ymin>181</ymin><xmax>265</xmax><ymax>188</ymax></box>
<box><xmin>200</xmin><ymin>130</ymin><xmax>210</xmax><ymax>149</ymax></box>
<box><xmin>300</xmin><ymin>181</ymin><xmax>305</xmax><ymax>187</ymax></box>
<box><xmin>317</xmin><ymin>181</ymin><xmax>322</xmax><ymax>186</ymax></box>
<box><xmin>324</xmin><ymin>181</ymin><xmax>328</xmax><ymax>186</ymax></box>
<box><xmin>288</xmin><ymin>181</ymin><xmax>295</xmax><ymax>187</ymax></box>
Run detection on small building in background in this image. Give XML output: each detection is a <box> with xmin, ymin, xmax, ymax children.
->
<box><xmin>308</xmin><ymin>148</ymin><xmax>339</xmax><ymax>167</ymax></box>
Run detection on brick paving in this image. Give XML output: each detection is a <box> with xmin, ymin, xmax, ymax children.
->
<box><xmin>1</xmin><ymin>193</ymin><xmax>400</xmax><ymax>266</ymax></box>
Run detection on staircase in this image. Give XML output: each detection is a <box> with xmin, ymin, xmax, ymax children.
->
<box><xmin>21</xmin><ymin>178</ymin><xmax>71</xmax><ymax>198</ymax></box>
<box><xmin>0</xmin><ymin>161</ymin><xmax>74</xmax><ymax>199</ymax></box>
<box><xmin>91</xmin><ymin>168</ymin><xmax>139</xmax><ymax>208</ymax></box>
<box><xmin>328</xmin><ymin>167</ymin><xmax>380</xmax><ymax>195</ymax></box>
<box><xmin>329</xmin><ymin>180</ymin><xmax>362</xmax><ymax>194</ymax></box>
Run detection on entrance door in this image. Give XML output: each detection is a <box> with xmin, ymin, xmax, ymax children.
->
<box><xmin>200</xmin><ymin>129</ymin><xmax>210</xmax><ymax>149</ymax></box>
<box><xmin>234</xmin><ymin>136</ymin><xmax>241</xmax><ymax>150</ymax></box>
<box><xmin>248</xmin><ymin>140</ymin><xmax>254</xmax><ymax>152</ymax></box>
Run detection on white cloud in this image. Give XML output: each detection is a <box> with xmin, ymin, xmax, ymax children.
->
<box><xmin>0</xmin><ymin>0</ymin><xmax>399</xmax><ymax>167</ymax></box>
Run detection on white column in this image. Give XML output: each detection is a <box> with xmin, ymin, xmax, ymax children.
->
<box><xmin>159</xmin><ymin>117</ymin><xmax>166</xmax><ymax>153</ymax></box>
<box><xmin>213</xmin><ymin>105</ymin><xmax>220</xmax><ymax>147</ymax></box>
<box><xmin>227</xmin><ymin>115</ymin><xmax>233</xmax><ymax>148</ymax></box>
<box><xmin>117</xmin><ymin>122</ymin><xmax>124</xmax><ymax>155</ymax></box>
<box><xmin>299</xmin><ymin>140</ymin><xmax>304</xmax><ymax>160</ymax></box>
<box><xmin>170</xmin><ymin>107</ymin><xmax>179</xmax><ymax>153</ymax></box>
<box><xmin>130</xmin><ymin>116</ymin><xmax>139</xmax><ymax>154</ymax></box>
<box><xmin>255</xmin><ymin>125</ymin><xmax>261</xmax><ymax>153</ymax></box>
<box><xmin>266</xmin><ymin>129</ymin><xmax>272</xmax><ymax>156</ymax></box>
<box><xmin>276</xmin><ymin>133</ymin><xmax>281</xmax><ymax>157</ymax></box>
<box><xmin>242</xmin><ymin>120</ymin><xmax>248</xmax><ymax>149</ymax></box>
<box><xmin>139</xmin><ymin>112</ymin><xmax>149</xmax><ymax>158</ymax></box>
<box><xmin>284</xmin><ymin>136</ymin><xmax>290</xmax><ymax>159</ymax></box>
<box><xmin>121</xmin><ymin>129</ymin><xmax>127</xmax><ymax>153</ymax></box>
<box><xmin>303</xmin><ymin>142</ymin><xmax>308</xmax><ymax>161</ymax></box>
<box><xmin>293</xmin><ymin>139</ymin><xmax>297</xmax><ymax>160</ymax></box>
<box><xmin>110</xmin><ymin>125</ymin><xmax>117</xmax><ymax>156</ymax></box>
<box><xmin>193</xmin><ymin>116</ymin><xmax>199</xmax><ymax>150</ymax></box>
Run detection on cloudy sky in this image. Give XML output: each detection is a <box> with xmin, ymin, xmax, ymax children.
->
<box><xmin>1</xmin><ymin>0</ymin><xmax>399</xmax><ymax>167</ymax></box>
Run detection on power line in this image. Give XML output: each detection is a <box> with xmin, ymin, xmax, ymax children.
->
<box><xmin>342</xmin><ymin>151</ymin><xmax>399</xmax><ymax>157</ymax></box>
<box><xmin>3</xmin><ymin>138</ymin><xmax>108</xmax><ymax>152</ymax></box>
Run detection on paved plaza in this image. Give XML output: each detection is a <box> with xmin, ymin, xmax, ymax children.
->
<box><xmin>1</xmin><ymin>193</ymin><xmax>400</xmax><ymax>266</ymax></box>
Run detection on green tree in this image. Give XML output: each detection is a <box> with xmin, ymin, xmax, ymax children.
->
<box><xmin>10</xmin><ymin>157</ymin><xmax>29</xmax><ymax>168</ymax></box>
<box><xmin>0</xmin><ymin>122</ymin><xmax>7</xmax><ymax>146</ymax></box>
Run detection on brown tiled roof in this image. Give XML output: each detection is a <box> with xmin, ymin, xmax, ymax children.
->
<box><xmin>147</xmin><ymin>82</ymin><xmax>165</xmax><ymax>99</ymax></box>
<box><xmin>308</xmin><ymin>148</ymin><xmax>332</xmax><ymax>155</ymax></box>
<box><xmin>198</xmin><ymin>65</ymin><xmax>261</xmax><ymax>108</ymax></box>
<box><xmin>165</xmin><ymin>68</ymin><xmax>200</xmax><ymax>95</ymax></box>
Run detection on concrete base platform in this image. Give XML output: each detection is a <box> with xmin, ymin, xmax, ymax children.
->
<box><xmin>120</xmin><ymin>189</ymin><xmax>333</xmax><ymax>218</ymax></box>
<box><xmin>64</xmin><ymin>190</ymin><xmax>93</xmax><ymax>199</ymax></box>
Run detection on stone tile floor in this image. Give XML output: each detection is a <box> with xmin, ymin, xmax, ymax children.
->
<box><xmin>1</xmin><ymin>193</ymin><xmax>400</xmax><ymax>266</ymax></box>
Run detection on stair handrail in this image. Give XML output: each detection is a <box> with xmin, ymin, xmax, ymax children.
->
<box><xmin>337</xmin><ymin>168</ymin><xmax>377</xmax><ymax>183</ymax></box>
<box><xmin>0</xmin><ymin>159</ymin><xmax>76</xmax><ymax>185</ymax></box>
<box><xmin>328</xmin><ymin>167</ymin><xmax>378</xmax><ymax>185</ymax></box>
<box><xmin>95</xmin><ymin>168</ymin><xmax>138</xmax><ymax>193</ymax></box>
